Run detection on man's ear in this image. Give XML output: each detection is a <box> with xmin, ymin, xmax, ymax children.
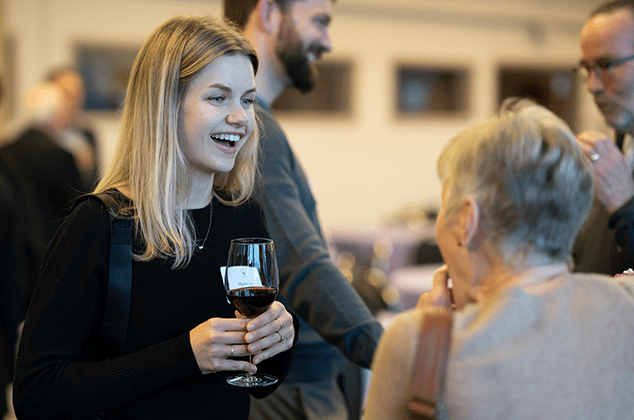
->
<box><xmin>459</xmin><ymin>196</ymin><xmax>480</xmax><ymax>249</ymax></box>
<box><xmin>256</xmin><ymin>0</ymin><xmax>280</xmax><ymax>34</ymax></box>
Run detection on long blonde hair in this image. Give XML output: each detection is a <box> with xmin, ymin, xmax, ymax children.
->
<box><xmin>95</xmin><ymin>15</ymin><xmax>259</xmax><ymax>268</ymax></box>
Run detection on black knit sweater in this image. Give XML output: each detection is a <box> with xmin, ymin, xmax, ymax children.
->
<box><xmin>13</xmin><ymin>194</ymin><xmax>295</xmax><ymax>419</ymax></box>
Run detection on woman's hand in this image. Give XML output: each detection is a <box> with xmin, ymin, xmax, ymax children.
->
<box><xmin>417</xmin><ymin>264</ymin><xmax>453</xmax><ymax>309</ymax></box>
<box><xmin>189</xmin><ymin>317</ymin><xmax>255</xmax><ymax>375</ymax></box>
<box><xmin>189</xmin><ymin>302</ymin><xmax>294</xmax><ymax>374</ymax></box>
<box><xmin>242</xmin><ymin>301</ymin><xmax>294</xmax><ymax>365</ymax></box>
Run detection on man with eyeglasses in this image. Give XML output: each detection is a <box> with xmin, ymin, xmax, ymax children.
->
<box><xmin>572</xmin><ymin>0</ymin><xmax>634</xmax><ymax>274</ymax></box>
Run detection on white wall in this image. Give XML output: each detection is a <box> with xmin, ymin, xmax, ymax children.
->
<box><xmin>4</xmin><ymin>0</ymin><xmax>605</xmax><ymax>233</ymax></box>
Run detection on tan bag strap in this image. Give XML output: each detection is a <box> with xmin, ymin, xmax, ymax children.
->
<box><xmin>406</xmin><ymin>307</ymin><xmax>453</xmax><ymax>420</ymax></box>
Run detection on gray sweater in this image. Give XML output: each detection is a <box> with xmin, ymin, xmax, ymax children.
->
<box><xmin>364</xmin><ymin>272</ymin><xmax>634</xmax><ymax>420</ymax></box>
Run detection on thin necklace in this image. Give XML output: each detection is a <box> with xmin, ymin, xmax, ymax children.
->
<box><xmin>198</xmin><ymin>201</ymin><xmax>213</xmax><ymax>250</ymax></box>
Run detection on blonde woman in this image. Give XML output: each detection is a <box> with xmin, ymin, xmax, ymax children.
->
<box><xmin>13</xmin><ymin>16</ymin><xmax>295</xmax><ymax>419</ymax></box>
<box><xmin>363</xmin><ymin>99</ymin><xmax>634</xmax><ymax>420</ymax></box>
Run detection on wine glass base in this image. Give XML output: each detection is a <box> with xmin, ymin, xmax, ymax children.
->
<box><xmin>226</xmin><ymin>373</ymin><xmax>278</xmax><ymax>387</ymax></box>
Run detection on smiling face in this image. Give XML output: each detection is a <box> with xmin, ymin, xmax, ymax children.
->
<box><xmin>580</xmin><ymin>9</ymin><xmax>634</xmax><ymax>132</ymax></box>
<box><xmin>178</xmin><ymin>54</ymin><xmax>256</xmax><ymax>182</ymax></box>
<box><xmin>276</xmin><ymin>0</ymin><xmax>333</xmax><ymax>92</ymax></box>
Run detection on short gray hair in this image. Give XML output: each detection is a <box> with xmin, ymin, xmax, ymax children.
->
<box><xmin>437</xmin><ymin>98</ymin><xmax>594</xmax><ymax>268</ymax></box>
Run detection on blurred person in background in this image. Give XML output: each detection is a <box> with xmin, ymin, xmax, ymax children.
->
<box><xmin>0</xmin><ymin>75</ymin><xmax>22</xmax><ymax>419</ymax></box>
<box><xmin>0</xmin><ymin>172</ymin><xmax>19</xmax><ymax>418</ymax></box>
<box><xmin>363</xmin><ymin>98</ymin><xmax>634</xmax><ymax>420</ymax></box>
<box><xmin>0</xmin><ymin>81</ymin><xmax>83</xmax><ymax>319</ymax></box>
<box><xmin>48</xmin><ymin>67</ymin><xmax>100</xmax><ymax>190</ymax></box>
<box><xmin>224</xmin><ymin>1</ymin><xmax>383</xmax><ymax>419</ymax></box>
<box><xmin>573</xmin><ymin>0</ymin><xmax>634</xmax><ymax>274</ymax></box>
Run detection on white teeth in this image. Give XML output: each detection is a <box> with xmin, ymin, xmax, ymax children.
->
<box><xmin>212</xmin><ymin>134</ymin><xmax>240</xmax><ymax>142</ymax></box>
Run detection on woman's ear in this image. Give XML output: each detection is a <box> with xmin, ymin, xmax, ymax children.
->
<box><xmin>459</xmin><ymin>196</ymin><xmax>480</xmax><ymax>249</ymax></box>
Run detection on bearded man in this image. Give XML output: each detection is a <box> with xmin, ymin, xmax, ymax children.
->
<box><xmin>225</xmin><ymin>1</ymin><xmax>383</xmax><ymax>419</ymax></box>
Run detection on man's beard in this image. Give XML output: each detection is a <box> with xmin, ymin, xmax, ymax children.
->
<box><xmin>276</xmin><ymin>19</ymin><xmax>323</xmax><ymax>93</ymax></box>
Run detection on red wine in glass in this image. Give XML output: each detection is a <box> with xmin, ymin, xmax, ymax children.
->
<box><xmin>224</xmin><ymin>238</ymin><xmax>280</xmax><ymax>387</ymax></box>
<box><xmin>227</xmin><ymin>287</ymin><xmax>277</xmax><ymax>318</ymax></box>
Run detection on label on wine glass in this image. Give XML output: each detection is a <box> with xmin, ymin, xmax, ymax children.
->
<box><xmin>221</xmin><ymin>266</ymin><xmax>263</xmax><ymax>289</ymax></box>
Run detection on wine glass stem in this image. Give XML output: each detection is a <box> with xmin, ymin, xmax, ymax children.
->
<box><xmin>245</xmin><ymin>355</ymin><xmax>257</xmax><ymax>383</ymax></box>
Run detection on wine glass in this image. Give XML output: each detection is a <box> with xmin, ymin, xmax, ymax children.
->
<box><xmin>224</xmin><ymin>238</ymin><xmax>280</xmax><ymax>387</ymax></box>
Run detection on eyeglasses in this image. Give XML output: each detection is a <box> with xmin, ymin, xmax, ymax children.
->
<box><xmin>574</xmin><ymin>54</ymin><xmax>634</xmax><ymax>80</ymax></box>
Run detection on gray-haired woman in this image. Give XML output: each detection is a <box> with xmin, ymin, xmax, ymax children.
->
<box><xmin>363</xmin><ymin>98</ymin><xmax>634</xmax><ymax>420</ymax></box>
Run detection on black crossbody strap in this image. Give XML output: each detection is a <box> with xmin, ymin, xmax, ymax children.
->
<box><xmin>79</xmin><ymin>192</ymin><xmax>133</xmax><ymax>354</ymax></box>
<box><xmin>101</xmin><ymin>215</ymin><xmax>132</xmax><ymax>352</ymax></box>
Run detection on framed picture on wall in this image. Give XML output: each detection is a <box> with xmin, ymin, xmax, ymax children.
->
<box><xmin>396</xmin><ymin>65</ymin><xmax>470</xmax><ymax>117</ymax></box>
<box><xmin>75</xmin><ymin>44</ymin><xmax>139</xmax><ymax>111</ymax></box>
<box><xmin>497</xmin><ymin>66</ymin><xmax>578</xmax><ymax>131</ymax></box>
<box><xmin>272</xmin><ymin>60</ymin><xmax>352</xmax><ymax>115</ymax></box>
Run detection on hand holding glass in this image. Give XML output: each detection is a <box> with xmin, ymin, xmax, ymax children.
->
<box><xmin>224</xmin><ymin>238</ymin><xmax>280</xmax><ymax>387</ymax></box>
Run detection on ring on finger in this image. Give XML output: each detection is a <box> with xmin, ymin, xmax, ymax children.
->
<box><xmin>589</xmin><ymin>151</ymin><xmax>600</xmax><ymax>161</ymax></box>
<box><xmin>275</xmin><ymin>319</ymin><xmax>284</xmax><ymax>330</ymax></box>
<box><xmin>231</xmin><ymin>345</ymin><xmax>234</xmax><ymax>357</ymax></box>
